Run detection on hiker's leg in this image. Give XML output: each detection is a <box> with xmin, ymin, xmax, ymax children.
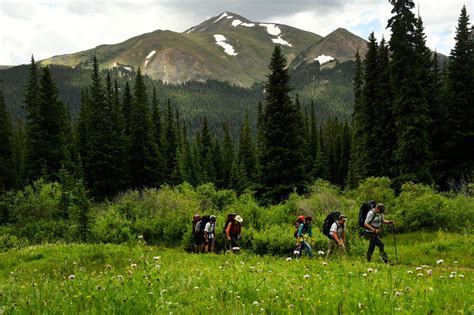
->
<box><xmin>326</xmin><ymin>239</ymin><xmax>336</xmax><ymax>258</ymax></box>
<box><xmin>210</xmin><ymin>238</ymin><xmax>215</xmax><ymax>253</ymax></box>
<box><xmin>294</xmin><ymin>242</ymin><xmax>302</xmax><ymax>256</ymax></box>
<box><xmin>375</xmin><ymin>236</ymin><xmax>388</xmax><ymax>263</ymax></box>
<box><xmin>302</xmin><ymin>241</ymin><xmax>313</xmax><ymax>258</ymax></box>
<box><xmin>367</xmin><ymin>233</ymin><xmax>377</xmax><ymax>262</ymax></box>
<box><xmin>339</xmin><ymin>243</ymin><xmax>346</xmax><ymax>256</ymax></box>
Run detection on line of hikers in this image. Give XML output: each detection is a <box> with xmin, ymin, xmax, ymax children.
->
<box><xmin>294</xmin><ymin>201</ymin><xmax>394</xmax><ymax>262</ymax></box>
<box><xmin>192</xmin><ymin>213</ymin><xmax>243</xmax><ymax>254</ymax></box>
<box><xmin>191</xmin><ymin>201</ymin><xmax>394</xmax><ymax>263</ymax></box>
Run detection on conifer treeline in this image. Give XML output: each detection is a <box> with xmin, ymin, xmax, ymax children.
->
<box><xmin>348</xmin><ymin>2</ymin><xmax>473</xmax><ymax>191</ymax></box>
<box><xmin>0</xmin><ymin>2</ymin><xmax>472</xmax><ymax>201</ymax></box>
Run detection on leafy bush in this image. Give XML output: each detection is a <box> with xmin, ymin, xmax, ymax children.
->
<box><xmin>90</xmin><ymin>206</ymin><xmax>132</xmax><ymax>243</ymax></box>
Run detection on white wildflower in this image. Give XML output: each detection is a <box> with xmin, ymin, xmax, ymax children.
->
<box><xmin>322</xmin><ymin>262</ymin><xmax>328</xmax><ymax>266</ymax></box>
<box><xmin>358</xmin><ymin>303</ymin><xmax>364</xmax><ymax>309</ymax></box>
<box><xmin>416</xmin><ymin>267</ymin><xmax>422</xmax><ymax>271</ymax></box>
<box><xmin>426</xmin><ymin>270</ymin><xmax>432</xmax><ymax>276</ymax></box>
<box><xmin>138</xmin><ymin>235</ymin><xmax>144</xmax><ymax>239</ymax></box>
<box><xmin>417</xmin><ymin>273</ymin><xmax>423</xmax><ymax>277</ymax></box>
<box><xmin>367</xmin><ymin>268</ymin><xmax>374</xmax><ymax>273</ymax></box>
<box><xmin>304</xmin><ymin>274</ymin><xmax>310</xmax><ymax>279</ymax></box>
<box><xmin>131</xmin><ymin>263</ymin><xmax>138</xmax><ymax>268</ymax></box>
<box><xmin>253</xmin><ymin>301</ymin><xmax>259</xmax><ymax>306</ymax></box>
<box><xmin>395</xmin><ymin>291</ymin><xmax>403</xmax><ymax>297</ymax></box>
<box><xmin>153</xmin><ymin>256</ymin><xmax>160</xmax><ymax>261</ymax></box>
<box><xmin>459</xmin><ymin>274</ymin><xmax>464</xmax><ymax>279</ymax></box>
<box><xmin>362</xmin><ymin>273</ymin><xmax>368</xmax><ymax>277</ymax></box>
<box><xmin>436</xmin><ymin>259</ymin><xmax>444</xmax><ymax>265</ymax></box>
<box><xmin>68</xmin><ymin>274</ymin><xmax>75</xmax><ymax>280</ymax></box>
<box><xmin>317</xmin><ymin>251</ymin><xmax>325</xmax><ymax>255</ymax></box>
<box><xmin>286</xmin><ymin>257</ymin><xmax>292</xmax><ymax>261</ymax></box>
<box><xmin>407</xmin><ymin>270</ymin><xmax>414</xmax><ymax>274</ymax></box>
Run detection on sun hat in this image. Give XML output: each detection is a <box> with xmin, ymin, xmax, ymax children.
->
<box><xmin>235</xmin><ymin>215</ymin><xmax>243</xmax><ymax>223</ymax></box>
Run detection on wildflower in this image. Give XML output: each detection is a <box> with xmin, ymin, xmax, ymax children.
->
<box><xmin>288</xmin><ymin>304</ymin><xmax>294</xmax><ymax>309</ymax></box>
<box><xmin>260</xmin><ymin>308</ymin><xmax>265</xmax><ymax>312</ymax></box>
<box><xmin>449</xmin><ymin>274</ymin><xmax>455</xmax><ymax>279</ymax></box>
<box><xmin>236</xmin><ymin>296</ymin><xmax>241</xmax><ymax>299</ymax></box>
<box><xmin>304</xmin><ymin>274</ymin><xmax>310</xmax><ymax>279</ymax></box>
<box><xmin>416</xmin><ymin>267</ymin><xmax>422</xmax><ymax>271</ymax></box>
<box><xmin>407</xmin><ymin>270</ymin><xmax>414</xmax><ymax>274</ymax></box>
<box><xmin>297</xmin><ymin>286</ymin><xmax>303</xmax><ymax>290</ymax></box>
<box><xmin>383</xmin><ymin>291</ymin><xmax>388</xmax><ymax>295</ymax></box>
<box><xmin>194</xmin><ymin>287</ymin><xmax>199</xmax><ymax>290</ymax></box>
<box><xmin>117</xmin><ymin>275</ymin><xmax>124</xmax><ymax>281</ymax></box>
<box><xmin>394</xmin><ymin>307</ymin><xmax>402</xmax><ymax>311</ymax></box>
<box><xmin>138</xmin><ymin>235</ymin><xmax>144</xmax><ymax>239</ymax></box>
<box><xmin>459</xmin><ymin>274</ymin><xmax>464</xmax><ymax>279</ymax></box>
<box><xmin>453</xmin><ymin>261</ymin><xmax>458</xmax><ymax>264</ymax></box>
<box><xmin>153</xmin><ymin>256</ymin><xmax>160</xmax><ymax>261</ymax></box>
<box><xmin>426</xmin><ymin>287</ymin><xmax>434</xmax><ymax>292</ymax></box>
<box><xmin>405</xmin><ymin>287</ymin><xmax>413</xmax><ymax>292</ymax></box>
<box><xmin>367</xmin><ymin>268</ymin><xmax>374</xmax><ymax>273</ymax></box>
<box><xmin>436</xmin><ymin>259</ymin><xmax>444</xmax><ymax>265</ymax></box>
<box><xmin>358</xmin><ymin>303</ymin><xmax>364</xmax><ymax>309</ymax></box>
<box><xmin>127</xmin><ymin>270</ymin><xmax>133</xmax><ymax>275</ymax></box>
<box><xmin>322</xmin><ymin>262</ymin><xmax>328</xmax><ymax>266</ymax></box>
<box><xmin>426</xmin><ymin>270</ymin><xmax>432</xmax><ymax>276</ymax></box>
<box><xmin>417</xmin><ymin>273</ymin><xmax>423</xmax><ymax>277</ymax></box>
<box><xmin>105</xmin><ymin>264</ymin><xmax>112</xmax><ymax>270</ymax></box>
<box><xmin>131</xmin><ymin>263</ymin><xmax>138</xmax><ymax>268</ymax></box>
<box><xmin>286</xmin><ymin>257</ymin><xmax>292</xmax><ymax>261</ymax></box>
<box><xmin>451</xmin><ymin>271</ymin><xmax>457</xmax><ymax>276</ymax></box>
<box><xmin>362</xmin><ymin>273</ymin><xmax>368</xmax><ymax>277</ymax></box>
<box><xmin>293</xmin><ymin>250</ymin><xmax>300</xmax><ymax>255</ymax></box>
<box><xmin>68</xmin><ymin>274</ymin><xmax>75</xmax><ymax>280</ymax></box>
<box><xmin>240</xmin><ymin>261</ymin><xmax>245</xmax><ymax>266</ymax></box>
<box><xmin>395</xmin><ymin>291</ymin><xmax>403</xmax><ymax>297</ymax></box>
<box><xmin>155</xmin><ymin>265</ymin><xmax>161</xmax><ymax>269</ymax></box>
<box><xmin>440</xmin><ymin>275</ymin><xmax>444</xmax><ymax>279</ymax></box>
<box><xmin>253</xmin><ymin>301</ymin><xmax>259</xmax><ymax>306</ymax></box>
<box><xmin>317</xmin><ymin>251</ymin><xmax>325</xmax><ymax>256</ymax></box>
<box><xmin>72</xmin><ymin>261</ymin><xmax>78</xmax><ymax>265</ymax></box>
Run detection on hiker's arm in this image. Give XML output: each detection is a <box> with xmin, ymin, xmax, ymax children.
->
<box><xmin>226</xmin><ymin>223</ymin><xmax>232</xmax><ymax>240</ymax></box>
<box><xmin>364</xmin><ymin>212</ymin><xmax>377</xmax><ymax>232</ymax></box>
<box><xmin>297</xmin><ymin>223</ymin><xmax>304</xmax><ymax>237</ymax></box>
<box><xmin>331</xmin><ymin>231</ymin><xmax>342</xmax><ymax>245</ymax></box>
<box><xmin>383</xmin><ymin>219</ymin><xmax>394</xmax><ymax>224</ymax></box>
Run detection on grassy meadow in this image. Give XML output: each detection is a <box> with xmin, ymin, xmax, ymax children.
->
<box><xmin>0</xmin><ymin>231</ymin><xmax>472</xmax><ymax>314</ymax></box>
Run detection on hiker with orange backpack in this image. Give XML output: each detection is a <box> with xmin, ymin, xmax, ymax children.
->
<box><xmin>294</xmin><ymin>216</ymin><xmax>314</xmax><ymax>258</ymax></box>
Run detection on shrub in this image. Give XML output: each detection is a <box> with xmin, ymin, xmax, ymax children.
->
<box><xmin>90</xmin><ymin>206</ymin><xmax>132</xmax><ymax>243</ymax></box>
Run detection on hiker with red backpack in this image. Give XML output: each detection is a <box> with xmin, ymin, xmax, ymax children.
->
<box><xmin>294</xmin><ymin>216</ymin><xmax>314</xmax><ymax>258</ymax></box>
<box><xmin>363</xmin><ymin>203</ymin><xmax>394</xmax><ymax>263</ymax></box>
<box><xmin>225</xmin><ymin>214</ymin><xmax>243</xmax><ymax>253</ymax></box>
<box><xmin>326</xmin><ymin>214</ymin><xmax>347</xmax><ymax>258</ymax></box>
<box><xmin>293</xmin><ymin>215</ymin><xmax>305</xmax><ymax>256</ymax></box>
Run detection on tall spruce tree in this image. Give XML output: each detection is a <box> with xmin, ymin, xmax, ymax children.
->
<box><xmin>81</xmin><ymin>59</ymin><xmax>124</xmax><ymax>199</ymax></box>
<box><xmin>164</xmin><ymin>99</ymin><xmax>178</xmax><ymax>184</ymax></box>
<box><xmin>444</xmin><ymin>6</ymin><xmax>474</xmax><ymax>187</ymax></box>
<box><xmin>388</xmin><ymin>0</ymin><xmax>432</xmax><ymax>186</ymax></box>
<box><xmin>34</xmin><ymin>66</ymin><xmax>70</xmax><ymax>179</ymax></box>
<box><xmin>150</xmin><ymin>87</ymin><xmax>166</xmax><ymax>185</ymax></box>
<box><xmin>259</xmin><ymin>46</ymin><xmax>307</xmax><ymax>203</ymax></box>
<box><xmin>198</xmin><ymin>118</ymin><xmax>216</xmax><ymax>183</ymax></box>
<box><xmin>222</xmin><ymin>122</ymin><xmax>234</xmax><ymax>188</ymax></box>
<box><xmin>237</xmin><ymin>113</ymin><xmax>257</xmax><ymax>186</ymax></box>
<box><xmin>128</xmin><ymin>68</ymin><xmax>161</xmax><ymax>188</ymax></box>
<box><xmin>0</xmin><ymin>88</ymin><xmax>14</xmax><ymax>193</ymax></box>
<box><xmin>23</xmin><ymin>56</ymin><xmax>41</xmax><ymax>181</ymax></box>
<box><xmin>347</xmin><ymin>51</ymin><xmax>370</xmax><ymax>187</ymax></box>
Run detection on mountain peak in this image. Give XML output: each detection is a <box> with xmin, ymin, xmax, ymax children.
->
<box><xmin>184</xmin><ymin>12</ymin><xmax>254</xmax><ymax>33</ymax></box>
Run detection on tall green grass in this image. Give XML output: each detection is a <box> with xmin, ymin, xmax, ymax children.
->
<box><xmin>0</xmin><ymin>234</ymin><xmax>472</xmax><ymax>314</ymax></box>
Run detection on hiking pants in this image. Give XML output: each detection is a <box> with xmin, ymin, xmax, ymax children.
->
<box><xmin>326</xmin><ymin>239</ymin><xmax>346</xmax><ymax>258</ymax></box>
<box><xmin>300</xmin><ymin>240</ymin><xmax>314</xmax><ymax>258</ymax></box>
<box><xmin>230</xmin><ymin>233</ymin><xmax>240</xmax><ymax>249</ymax></box>
<box><xmin>366</xmin><ymin>232</ymin><xmax>388</xmax><ymax>263</ymax></box>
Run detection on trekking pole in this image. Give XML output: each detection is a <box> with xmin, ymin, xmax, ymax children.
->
<box><xmin>392</xmin><ymin>223</ymin><xmax>398</xmax><ymax>264</ymax></box>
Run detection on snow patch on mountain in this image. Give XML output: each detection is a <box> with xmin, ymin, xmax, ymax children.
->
<box><xmin>186</xmin><ymin>27</ymin><xmax>195</xmax><ymax>33</ymax></box>
<box><xmin>259</xmin><ymin>23</ymin><xmax>281</xmax><ymax>36</ymax></box>
<box><xmin>144</xmin><ymin>50</ymin><xmax>157</xmax><ymax>68</ymax></box>
<box><xmin>215</xmin><ymin>12</ymin><xmax>233</xmax><ymax>23</ymax></box>
<box><xmin>214</xmin><ymin>34</ymin><xmax>238</xmax><ymax>56</ymax></box>
<box><xmin>272</xmin><ymin>36</ymin><xmax>292</xmax><ymax>47</ymax></box>
<box><xmin>314</xmin><ymin>55</ymin><xmax>335</xmax><ymax>65</ymax></box>
<box><xmin>232</xmin><ymin>19</ymin><xmax>242</xmax><ymax>27</ymax></box>
<box><xmin>241</xmin><ymin>23</ymin><xmax>255</xmax><ymax>27</ymax></box>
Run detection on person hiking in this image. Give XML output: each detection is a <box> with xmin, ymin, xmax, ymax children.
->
<box><xmin>293</xmin><ymin>215</ymin><xmax>305</xmax><ymax>256</ymax></box>
<box><xmin>326</xmin><ymin>214</ymin><xmax>347</xmax><ymax>258</ymax></box>
<box><xmin>204</xmin><ymin>215</ymin><xmax>217</xmax><ymax>253</ymax></box>
<box><xmin>295</xmin><ymin>216</ymin><xmax>314</xmax><ymax>258</ymax></box>
<box><xmin>192</xmin><ymin>214</ymin><xmax>203</xmax><ymax>253</ymax></box>
<box><xmin>364</xmin><ymin>203</ymin><xmax>394</xmax><ymax>263</ymax></box>
<box><xmin>226</xmin><ymin>215</ymin><xmax>243</xmax><ymax>253</ymax></box>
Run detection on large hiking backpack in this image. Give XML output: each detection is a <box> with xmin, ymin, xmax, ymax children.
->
<box><xmin>358</xmin><ymin>200</ymin><xmax>377</xmax><ymax>228</ymax></box>
<box><xmin>322</xmin><ymin>211</ymin><xmax>341</xmax><ymax>239</ymax></box>
<box><xmin>223</xmin><ymin>213</ymin><xmax>236</xmax><ymax>234</ymax></box>
<box><xmin>196</xmin><ymin>215</ymin><xmax>210</xmax><ymax>235</ymax></box>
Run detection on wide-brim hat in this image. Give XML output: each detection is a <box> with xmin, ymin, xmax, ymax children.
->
<box><xmin>235</xmin><ymin>215</ymin><xmax>243</xmax><ymax>223</ymax></box>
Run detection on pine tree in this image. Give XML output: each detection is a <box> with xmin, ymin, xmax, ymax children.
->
<box><xmin>198</xmin><ymin>118</ymin><xmax>216</xmax><ymax>183</ymax></box>
<box><xmin>388</xmin><ymin>0</ymin><xmax>432</xmax><ymax>186</ymax></box>
<box><xmin>164</xmin><ymin>99</ymin><xmax>178</xmax><ymax>184</ymax></box>
<box><xmin>338</xmin><ymin>121</ymin><xmax>351</xmax><ymax>186</ymax></box>
<box><xmin>23</xmin><ymin>56</ymin><xmax>41</xmax><ymax>181</ymax></box>
<box><xmin>122</xmin><ymin>81</ymin><xmax>133</xmax><ymax>137</ymax></box>
<box><xmin>0</xmin><ymin>88</ymin><xmax>14</xmax><ymax>193</ymax></box>
<box><xmin>128</xmin><ymin>67</ymin><xmax>161</xmax><ymax>188</ymax></box>
<box><xmin>259</xmin><ymin>45</ymin><xmax>307</xmax><ymax>203</ymax></box>
<box><xmin>221</xmin><ymin>122</ymin><xmax>234</xmax><ymax>188</ymax></box>
<box><xmin>444</xmin><ymin>6</ymin><xmax>474</xmax><ymax>187</ymax></box>
<box><xmin>313</xmin><ymin>126</ymin><xmax>331</xmax><ymax>181</ymax></box>
<box><xmin>150</xmin><ymin>87</ymin><xmax>166</xmax><ymax>185</ymax></box>
<box><xmin>34</xmin><ymin>66</ymin><xmax>70</xmax><ymax>179</ymax></box>
<box><xmin>347</xmin><ymin>51</ymin><xmax>370</xmax><ymax>187</ymax></box>
<box><xmin>237</xmin><ymin>113</ymin><xmax>257</xmax><ymax>186</ymax></box>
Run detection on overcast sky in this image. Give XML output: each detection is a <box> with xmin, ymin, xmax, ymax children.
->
<box><xmin>1</xmin><ymin>0</ymin><xmax>473</xmax><ymax>65</ymax></box>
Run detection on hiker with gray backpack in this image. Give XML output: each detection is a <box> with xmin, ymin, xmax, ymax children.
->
<box><xmin>359</xmin><ymin>202</ymin><xmax>394</xmax><ymax>263</ymax></box>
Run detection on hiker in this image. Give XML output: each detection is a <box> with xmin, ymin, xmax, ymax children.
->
<box><xmin>364</xmin><ymin>203</ymin><xmax>394</xmax><ymax>263</ymax></box>
<box><xmin>226</xmin><ymin>214</ymin><xmax>243</xmax><ymax>252</ymax></box>
<box><xmin>326</xmin><ymin>214</ymin><xmax>347</xmax><ymax>258</ymax></box>
<box><xmin>293</xmin><ymin>215</ymin><xmax>305</xmax><ymax>256</ymax></box>
<box><xmin>192</xmin><ymin>214</ymin><xmax>203</xmax><ymax>253</ymax></box>
<box><xmin>295</xmin><ymin>216</ymin><xmax>314</xmax><ymax>258</ymax></box>
<box><xmin>204</xmin><ymin>215</ymin><xmax>217</xmax><ymax>253</ymax></box>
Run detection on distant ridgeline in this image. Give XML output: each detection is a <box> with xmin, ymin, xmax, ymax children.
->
<box><xmin>0</xmin><ymin>60</ymin><xmax>355</xmax><ymax>137</ymax></box>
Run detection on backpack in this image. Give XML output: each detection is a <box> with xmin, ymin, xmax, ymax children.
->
<box><xmin>196</xmin><ymin>215</ymin><xmax>210</xmax><ymax>235</ymax></box>
<box><xmin>358</xmin><ymin>201</ymin><xmax>376</xmax><ymax>228</ymax></box>
<box><xmin>223</xmin><ymin>213</ymin><xmax>236</xmax><ymax>234</ymax></box>
<box><xmin>322</xmin><ymin>211</ymin><xmax>341</xmax><ymax>239</ymax></box>
<box><xmin>294</xmin><ymin>216</ymin><xmax>305</xmax><ymax>238</ymax></box>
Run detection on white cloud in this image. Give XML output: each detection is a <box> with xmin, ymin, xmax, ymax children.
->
<box><xmin>0</xmin><ymin>0</ymin><xmax>472</xmax><ymax>64</ymax></box>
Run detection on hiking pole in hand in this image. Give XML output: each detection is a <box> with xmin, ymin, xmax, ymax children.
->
<box><xmin>392</xmin><ymin>223</ymin><xmax>398</xmax><ymax>264</ymax></box>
